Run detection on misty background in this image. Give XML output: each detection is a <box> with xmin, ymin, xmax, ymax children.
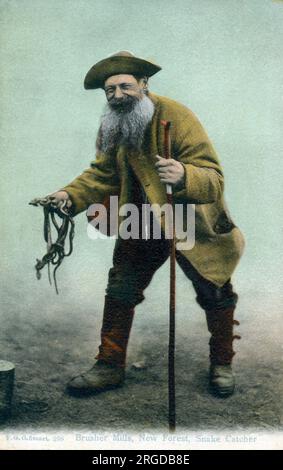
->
<box><xmin>0</xmin><ymin>0</ymin><xmax>282</xmax><ymax>433</ymax></box>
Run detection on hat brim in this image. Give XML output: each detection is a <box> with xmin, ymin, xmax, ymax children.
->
<box><xmin>84</xmin><ymin>56</ymin><xmax>161</xmax><ymax>90</ymax></box>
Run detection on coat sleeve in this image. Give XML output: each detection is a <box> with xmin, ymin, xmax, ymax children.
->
<box><xmin>172</xmin><ymin>108</ymin><xmax>224</xmax><ymax>204</ymax></box>
<box><xmin>61</xmin><ymin>151</ymin><xmax>120</xmax><ymax>216</ymax></box>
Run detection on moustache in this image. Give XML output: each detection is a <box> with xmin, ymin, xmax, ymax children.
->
<box><xmin>108</xmin><ymin>95</ymin><xmax>139</xmax><ymax>111</ymax></box>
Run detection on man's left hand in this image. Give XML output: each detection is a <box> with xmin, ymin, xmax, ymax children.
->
<box><xmin>155</xmin><ymin>155</ymin><xmax>185</xmax><ymax>189</ymax></box>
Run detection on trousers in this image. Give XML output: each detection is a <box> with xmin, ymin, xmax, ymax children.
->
<box><xmin>106</xmin><ymin>235</ymin><xmax>238</xmax><ymax>311</ymax></box>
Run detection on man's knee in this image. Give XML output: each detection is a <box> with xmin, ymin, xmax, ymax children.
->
<box><xmin>106</xmin><ymin>267</ymin><xmax>145</xmax><ymax>307</ymax></box>
<box><xmin>195</xmin><ymin>280</ymin><xmax>238</xmax><ymax>311</ymax></box>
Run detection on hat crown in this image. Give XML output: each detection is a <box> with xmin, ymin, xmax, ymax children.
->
<box><xmin>109</xmin><ymin>50</ymin><xmax>135</xmax><ymax>58</ymax></box>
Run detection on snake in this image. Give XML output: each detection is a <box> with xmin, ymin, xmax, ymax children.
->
<box><xmin>29</xmin><ymin>196</ymin><xmax>75</xmax><ymax>294</ymax></box>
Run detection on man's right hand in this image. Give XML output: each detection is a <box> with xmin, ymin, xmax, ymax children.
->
<box><xmin>29</xmin><ymin>190</ymin><xmax>72</xmax><ymax>212</ymax></box>
<box><xmin>48</xmin><ymin>191</ymin><xmax>73</xmax><ymax>209</ymax></box>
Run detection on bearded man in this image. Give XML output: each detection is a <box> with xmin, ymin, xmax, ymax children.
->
<box><xmin>43</xmin><ymin>51</ymin><xmax>244</xmax><ymax>397</ymax></box>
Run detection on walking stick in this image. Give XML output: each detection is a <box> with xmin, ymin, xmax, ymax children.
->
<box><xmin>161</xmin><ymin>120</ymin><xmax>176</xmax><ymax>432</ymax></box>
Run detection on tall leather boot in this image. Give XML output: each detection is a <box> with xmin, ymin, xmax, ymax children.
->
<box><xmin>205</xmin><ymin>306</ymin><xmax>240</xmax><ymax>397</ymax></box>
<box><xmin>67</xmin><ymin>296</ymin><xmax>134</xmax><ymax>395</ymax></box>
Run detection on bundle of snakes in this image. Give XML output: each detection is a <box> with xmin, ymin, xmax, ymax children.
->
<box><xmin>29</xmin><ymin>196</ymin><xmax>75</xmax><ymax>294</ymax></box>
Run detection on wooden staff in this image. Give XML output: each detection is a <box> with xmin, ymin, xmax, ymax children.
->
<box><xmin>161</xmin><ymin>120</ymin><xmax>176</xmax><ymax>432</ymax></box>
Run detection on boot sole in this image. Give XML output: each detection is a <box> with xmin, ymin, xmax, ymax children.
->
<box><xmin>209</xmin><ymin>383</ymin><xmax>235</xmax><ymax>398</ymax></box>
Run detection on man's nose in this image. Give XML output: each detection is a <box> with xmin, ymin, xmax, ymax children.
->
<box><xmin>114</xmin><ymin>86</ymin><xmax>123</xmax><ymax>99</ymax></box>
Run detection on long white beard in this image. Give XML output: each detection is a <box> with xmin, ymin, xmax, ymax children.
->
<box><xmin>98</xmin><ymin>94</ymin><xmax>155</xmax><ymax>153</ymax></box>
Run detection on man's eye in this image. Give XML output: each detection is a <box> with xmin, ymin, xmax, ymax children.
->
<box><xmin>121</xmin><ymin>84</ymin><xmax>132</xmax><ymax>89</ymax></box>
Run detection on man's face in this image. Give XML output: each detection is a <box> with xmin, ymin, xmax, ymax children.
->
<box><xmin>104</xmin><ymin>74</ymin><xmax>145</xmax><ymax>111</ymax></box>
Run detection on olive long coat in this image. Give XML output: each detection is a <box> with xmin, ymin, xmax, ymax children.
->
<box><xmin>62</xmin><ymin>92</ymin><xmax>245</xmax><ymax>287</ymax></box>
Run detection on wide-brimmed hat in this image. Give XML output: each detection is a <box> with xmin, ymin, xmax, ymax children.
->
<box><xmin>84</xmin><ymin>51</ymin><xmax>161</xmax><ymax>90</ymax></box>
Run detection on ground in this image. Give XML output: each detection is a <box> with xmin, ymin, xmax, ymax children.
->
<box><xmin>0</xmin><ymin>271</ymin><xmax>282</xmax><ymax>435</ymax></box>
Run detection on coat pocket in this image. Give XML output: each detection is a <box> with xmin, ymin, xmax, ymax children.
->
<box><xmin>213</xmin><ymin>210</ymin><xmax>236</xmax><ymax>234</ymax></box>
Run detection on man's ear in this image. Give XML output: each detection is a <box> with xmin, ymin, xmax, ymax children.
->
<box><xmin>140</xmin><ymin>76</ymin><xmax>149</xmax><ymax>92</ymax></box>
